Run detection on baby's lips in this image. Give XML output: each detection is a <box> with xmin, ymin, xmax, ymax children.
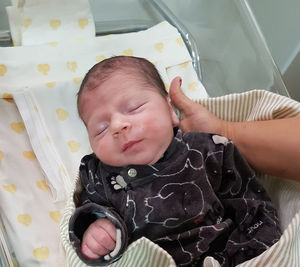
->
<box><xmin>122</xmin><ymin>139</ymin><xmax>142</xmax><ymax>152</ymax></box>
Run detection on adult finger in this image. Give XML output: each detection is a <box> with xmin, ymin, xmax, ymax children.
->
<box><xmin>169</xmin><ymin>76</ymin><xmax>194</xmax><ymax>117</ymax></box>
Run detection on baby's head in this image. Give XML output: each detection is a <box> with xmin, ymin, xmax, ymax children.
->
<box><xmin>78</xmin><ymin>56</ymin><xmax>179</xmax><ymax>167</ymax></box>
<box><xmin>77</xmin><ymin>56</ymin><xmax>168</xmax><ymax>118</ymax></box>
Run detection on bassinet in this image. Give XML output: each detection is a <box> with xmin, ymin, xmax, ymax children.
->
<box><xmin>0</xmin><ymin>1</ymin><xmax>299</xmax><ymax>266</ymax></box>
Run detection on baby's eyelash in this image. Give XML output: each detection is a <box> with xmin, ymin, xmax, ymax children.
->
<box><xmin>98</xmin><ymin>128</ymin><xmax>106</xmax><ymax>135</ymax></box>
<box><xmin>96</xmin><ymin>122</ymin><xmax>109</xmax><ymax>136</ymax></box>
<box><xmin>128</xmin><ymin>103</ymin><xmax>145</xmax><ymax>112</ymax></box>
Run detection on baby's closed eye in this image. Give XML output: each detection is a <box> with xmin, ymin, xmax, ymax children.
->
<box><xmin>96</xmin><ymin>121</ymin><xmax>109</xmax><ymax>136</ymax></box>
<box><xmin>127</xmin><ymin>102</ymin><xmax>146</xmax><ymax>113</ymax></box>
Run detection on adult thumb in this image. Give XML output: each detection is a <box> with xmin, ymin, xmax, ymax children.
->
<box><xmin>169</xmin><ymin>76</ymin><xmax>193</xmax><ymax>116</ymax></box>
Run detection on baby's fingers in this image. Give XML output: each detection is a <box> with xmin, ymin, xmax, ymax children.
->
<box><xmin>81</xmin><ymin>218</ymin><xmax>117</xmax><ymax>259</ymax></box>
<box><xmin>81</xmin><ymin>239</ymin><xmax>110</xmax><ymax>259</ymax></box>
<box><xmin>93</xmin><ymin>218</ymin><xmax>117</xmax><ymax>243</ymax></box>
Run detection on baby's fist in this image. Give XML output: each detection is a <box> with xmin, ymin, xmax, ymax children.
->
<box><xmin>81</xmin><ymin>218</ymin><xmax>117</xmax><ymax>259</ymax></box>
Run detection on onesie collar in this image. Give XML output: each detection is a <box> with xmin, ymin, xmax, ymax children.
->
<box><xmin>100</xmin><ymin>127</ymin><xmax>185</xmax><ymax>189</ymax></box>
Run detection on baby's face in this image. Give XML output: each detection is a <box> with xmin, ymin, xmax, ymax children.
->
<box><xmin>80</xmin><ymin>72</ymin><xmax>179</xmax><ymax>166</ymax></box>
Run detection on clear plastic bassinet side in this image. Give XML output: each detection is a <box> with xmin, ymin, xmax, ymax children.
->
<box><xmin>88</xmin><ymin>0</ymin><xmax>289</xmax><ymax>97</ymax></box>
<box><xmin>0</xmin><ymin>215</ymin><xmax>19</xmax><ymax>267</ymax></box>
<box><xmin>88</xmin><ymin>0</ymin><xmax>203</xmax><ymax>82</ymax></box>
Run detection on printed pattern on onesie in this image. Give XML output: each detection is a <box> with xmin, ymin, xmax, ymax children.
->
<box><xmin>69</xmin><ymin>128</ymin><xmax>282</xmax><ymax>266</ymax></box>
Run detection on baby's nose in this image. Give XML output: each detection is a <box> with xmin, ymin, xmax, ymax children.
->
<box><xmin>111</xmin><ymin>114</ymin><xmax>131</xmax><ymax>136</ymax></box>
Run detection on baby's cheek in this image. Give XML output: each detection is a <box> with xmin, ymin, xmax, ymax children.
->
<box><xmin>96</xmin><ymin>140</ymin><xmax>121</xmax><ymax>165</ymax></box>
<box><xmin>93</xmin><ymin>140</ymin><xmax>108</xmax><ymax>159</ymax></box>
<box><xmin>136</xmin><ymin>114</ymin><xmax>157</xmax><ymax>131</ymax></box>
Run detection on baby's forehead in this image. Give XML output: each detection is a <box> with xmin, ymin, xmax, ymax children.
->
<box><xmin>79</xmin><ymin>68</ymin><xmax>165</xmax><ymax>110</ymax></box>
<box><xmin>93</xmin><ymin>71</ymin><xmax>148</xmax><ymax>92</ymax></box>
<box><xmin>81</xmin><ymin>73</ymin><xmax>139</xmax><ymax>99</ymax></box>
<box><xmin>85</xmin><ymin>69</ymin><xmax>132</xmax><ymax>89</ymax></box>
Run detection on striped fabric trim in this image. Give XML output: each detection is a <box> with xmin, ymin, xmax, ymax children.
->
<box><xmin>197</xmin><ymin>89</ymin><xmax>300</xmax><ymax>121</ymax></box>
<box><xmin>60</xmin><ymin>89</ymin><xmax>300</xmax><ymax>267</ymax></box>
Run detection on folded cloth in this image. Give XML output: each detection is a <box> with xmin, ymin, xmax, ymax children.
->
<box><xmin>1</xmin><ymin>21</ymin><xmax>205</xmax><ymax>96</ymax></box>
<box><xmin>0</xmin><ymin>98</ymin><xmax>67</xmax><ymax>266</ymax></box>
<box><xmin>6</xmin><ymin>0</ymin><xmax>95</xmax><ymax>46</ymax></box>
<box><xmin>1</xmin><ymin>21</ymin><xmax>208</xmax><ymax>202</ymax></box>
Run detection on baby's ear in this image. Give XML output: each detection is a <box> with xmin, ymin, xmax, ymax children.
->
<box><xmin>167</xmin><ymin>97</ymin><xmax>180</xmax><ymax>126</ymax></box>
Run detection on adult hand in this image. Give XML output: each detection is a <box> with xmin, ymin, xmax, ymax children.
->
<box><xmin>81</xmin><ymin>218</ymin><xmax>117</xmax><ymax>259</ymax></box>
<box><xmin>169</xmin><ymin>77</ymin><xmax>227</xmax><ymax>136</ymax></box>
<box><xmin>169</xmin><ymin>77</ymin><xmax>300</xmax><ymax>180</ymax></box>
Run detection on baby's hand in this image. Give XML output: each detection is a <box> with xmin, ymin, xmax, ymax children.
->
<box><xmin>81</xmin><ymin>218</ymin><xmax>117</xmax><ymax>259</ymax></box>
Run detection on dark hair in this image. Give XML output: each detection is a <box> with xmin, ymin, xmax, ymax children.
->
<box><xmin>77</xmin><ymin>56</ymin><xmax>168</xmax><ymax>118</ymax></box>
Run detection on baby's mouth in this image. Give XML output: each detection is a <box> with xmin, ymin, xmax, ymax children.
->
<box><xmin>122</xmin><ymin>140</ymin><xmax>143</xmax><ymax>152</ymax></box>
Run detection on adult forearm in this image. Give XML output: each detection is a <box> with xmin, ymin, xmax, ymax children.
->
<box><xmin>222</xmin><ymin>117</ymin><xmax>300</xmax><ymax>181</ymax></box>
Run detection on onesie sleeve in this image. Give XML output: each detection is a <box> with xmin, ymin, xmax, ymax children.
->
<box><xmin>69</xmin><ymin>154</ymin><xmax>128</xmax><ymax>266</ymax></box>
<box><xmin>217</xmin><ymin>137</ymin><xmax>282</xmax><ymax>266</ymax></box>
